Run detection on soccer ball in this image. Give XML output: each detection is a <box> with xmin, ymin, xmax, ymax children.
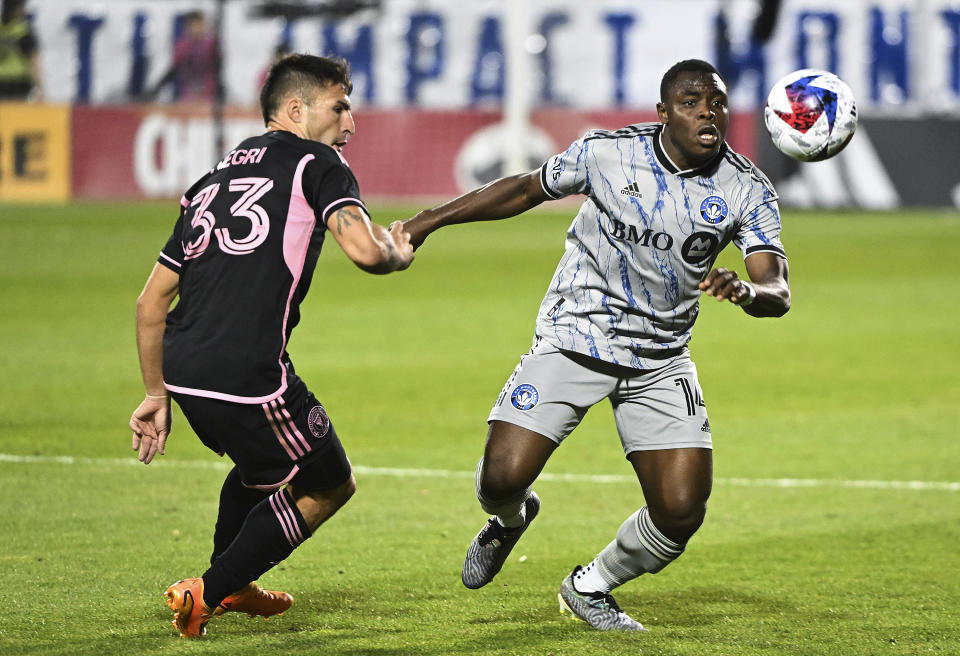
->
<box><xmin>763</xmin><ymin>69</ymin><xmax>858</xmax><ymax>162</ymax></box>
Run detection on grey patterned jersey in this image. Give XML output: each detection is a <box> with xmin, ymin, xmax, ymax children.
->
<box><xmin>535</xmin><ymin>122</ymin><xmax>785</xmax><ymax>370</ymax></box>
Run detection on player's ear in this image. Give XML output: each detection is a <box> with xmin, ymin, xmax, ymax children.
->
<box><xmin>285</xmin><ymin>96</ymin><xmax>305</xmax><ymax>124</ymax></box>
<box><xmin>656</xmin><ymin>102</ymin><xmax>668</xmax><ymax>124</ymax></box>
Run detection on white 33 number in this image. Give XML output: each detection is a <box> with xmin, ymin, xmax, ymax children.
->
<box><xmin>182</xmin><ymin>177</ymin><xmax>274</xmax><ymax>259</ymax></box>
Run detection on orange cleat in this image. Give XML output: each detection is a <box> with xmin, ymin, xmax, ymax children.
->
<box><xmin>218</xmin><ymin>582</ymin><xmax>293</xmax><ymax>618</ymax></box>
<box><xmin>164</xmin><ymin>578</ymin><xmax>218</xmax><ymax>638</ymax></box>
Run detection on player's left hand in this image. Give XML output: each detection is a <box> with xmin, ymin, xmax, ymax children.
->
<box><xmin>129</xmin><ymin>396</ymin><xmax>171</xmax><ymax>464</ymax></box>
<box><xmin>699</xmin><ymin>267</ymin><xmax>754</xmax><ymax>305</ymax></box>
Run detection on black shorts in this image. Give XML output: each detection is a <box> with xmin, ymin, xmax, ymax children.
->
<box><xmin>172</xmin><ymin>373</ymin><xmax>351</xmax><ymax>492</ymax></box>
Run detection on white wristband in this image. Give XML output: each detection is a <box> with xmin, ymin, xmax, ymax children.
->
<box><xmin>738</xmin><ymin>281</ymin><xmax>757</xmax><ymax>306</ymax></box>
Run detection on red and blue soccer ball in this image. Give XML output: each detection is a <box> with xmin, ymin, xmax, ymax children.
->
<box><xmin>763</xmin><ymin>68</ymin><xmax>858</xmax><ymax>162</ymax></box>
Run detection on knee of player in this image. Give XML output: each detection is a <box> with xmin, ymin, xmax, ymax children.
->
<box><xmin>334</xmin><ymin>473</ymin><xmax>357</xmax><ymax>505</ymax></box>
<box><xmin>648</xmin><ymin>500</ymin><xmax>707</xmax><ymax>539</ymax></box>
<box><xmin>296</xmin><ymin>472</ymin><xmax>356</xmax><ymax>512</ymax></box>
<box><xmin>478</xmin><ymin>468</ymin><xmax>526</xmax><ymax>502</ymax></box>
<box><xmin>657</xmin><ymin>483</ymin><xmax>710</xmax><ymax>519</ymax></box>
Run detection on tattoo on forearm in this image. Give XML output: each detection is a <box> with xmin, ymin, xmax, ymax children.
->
<box><xmin>334</xmin><ymin>207</ymin><xmax>362</xmax><ymax>236</ymax></box>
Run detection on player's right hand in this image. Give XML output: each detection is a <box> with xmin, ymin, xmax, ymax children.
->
<box><xmin>130</xmin><ymin>395</ymin><xmax>171</xmax><ymax>465</ymax></box>
<box><xmin>395</xmin><ymin>216</ymin><xmax>430</xmax><ymax>250</ymax></box>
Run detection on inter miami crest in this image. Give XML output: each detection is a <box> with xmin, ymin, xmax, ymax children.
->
<box><xmin>308</xmin><ymin>405</ymin><xmax>330</xmax><ymax>438</ymax></box>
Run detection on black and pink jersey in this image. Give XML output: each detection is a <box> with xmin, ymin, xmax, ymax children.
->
<box><xmin>157</xmin><ymin>130</ymin><xmax>364</xmax><ymax>403</ymax></box>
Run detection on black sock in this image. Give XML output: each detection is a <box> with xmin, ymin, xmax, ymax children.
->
<box><xmin>201</xmin><ymin>487</ymin><xmax>310</xmax><ymax>609</ymax></box>
<box><xmin>211</xmin><ymin>466</ymin><xmax>270</xmax><ymax>565</ymax></box>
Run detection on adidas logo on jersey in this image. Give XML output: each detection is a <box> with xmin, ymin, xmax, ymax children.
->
<box><xmin>620</xmin><ymin>182</ymin><xmax>642</xmax><ymax>198</ymax></box>
<box><xmin>701</xmin><ymin>418</ymin><xmax>711</xmax><ymax>433</ymax></box>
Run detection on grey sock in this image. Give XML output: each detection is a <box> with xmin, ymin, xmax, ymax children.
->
<box><xmin>594</xmin><ymin>506</ymin><xmax>685</xmax><ymax>589</ymax></box>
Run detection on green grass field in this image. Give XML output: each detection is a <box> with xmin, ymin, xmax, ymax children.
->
<box><xmin>1</xmin><ymin>202</ymin><xmax>958</xmax><ymax>655</ymax></box>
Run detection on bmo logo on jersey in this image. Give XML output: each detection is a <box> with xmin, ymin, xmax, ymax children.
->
<box><xmin>611</xmin><ymin>220</ymin><xmax>674</xmax><ymax>250</ymax></box>
<box><xmin>611</xmin><ymin>218</ymin><xmax>720</xmax><ymax>267</ymax></box>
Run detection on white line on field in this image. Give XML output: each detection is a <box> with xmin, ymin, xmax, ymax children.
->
<box><xmin>0</xmin><ymin>452</ymin><xmax>957</xmax><ymax>492</ymax></box>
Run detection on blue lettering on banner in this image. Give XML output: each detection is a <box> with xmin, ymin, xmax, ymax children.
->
<box><xmin>128</xmin><ymin>13</ymin><xmax>149</xmax><ymax>98</ymax></box>
<box><xmin>170</xmin><ymin>13</ymin><xmax>190</xmax><ymax>99</ymax></box>
<box><xmin>280</xmin><ymin>20</ymin><xmax>295</xmax><ymax>49</ymax></box>
<box><xmin>405</xmin><ymin>12</ymin><xmax>444</xmax><ymax>103</ymax></box>
<box><xmin>797</xmin><ymin>12</ymin><xmax>839</xmax><ymax>74</ymax></box>
<box><xmin>67</xmin><ymin>14</ymin><xmax>105</xmax><ymax>103</ymax></box>
<box><xmin>537</xmin><ymin>11</ymin><xmax>568</xmax><ymax>105</ymax></box>
<box><xmin>713</xmin><ymin>11</ymin><xmax>767</xmax><ymax>105</ymax></box>
<box><xmin>39</xmin><ymin>2</ymin><xmax>960</xmax><ymax>111</ymax></box>
<box><xmin>323</xmin><ymin>23</ymin><xmax>375</xmax><ymax>102</ymax></box>
<box><xmin>604</xmin><ymin>13</ymin><xmax>636</xmax><ymax>106</ymax></box>
<box><xmin>470</xmin><ymin>16</ymin><xmax>504</xmax><ymax>104</ymax></box>
<box><xmin>944</xmin><ymin>10</ymin><xmax>960</xmax><ymax>96</ymax></box>
<box><xmin>870</xmin><ymin>8</ymin><xmax>909</xmax><ymax>102</ymax></box>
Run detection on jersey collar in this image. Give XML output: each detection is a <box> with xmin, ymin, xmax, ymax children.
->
<box><xmin>653</xmin><ymin>124</ymin><xmax>727</xmax><ymax>178</ymax></box>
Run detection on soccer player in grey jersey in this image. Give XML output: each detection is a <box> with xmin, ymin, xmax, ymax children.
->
<box><xmin>401</xmin><ymin>59</ymin><xmax>790</xmax><ymax>630</ymax></box>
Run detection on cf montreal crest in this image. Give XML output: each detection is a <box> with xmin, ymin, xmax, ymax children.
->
<box><xmin>700</xmin><ymin>196</ymin><xmax>728</xmax><ymax>224</ymax></box>
<box><xmin>308</xmin><ymin>405</ymin><xmax>330</xmax><ymax>438</ymax></box>
<box><xmin>511</xmin><ymin>384</ymin><xmax>539</xmax><ymax>411</ymax></box>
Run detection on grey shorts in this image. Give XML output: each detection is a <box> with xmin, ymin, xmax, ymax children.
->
<box><xmin>488</xmin><ymin>338</ymin><xmax>712</xmax><ymax>454</ymax></box>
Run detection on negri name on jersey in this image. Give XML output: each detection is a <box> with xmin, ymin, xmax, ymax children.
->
<box><xmin>215</xmin><ymin>146</ymin><xmax>268</xmax><ymax>171</ymax></box>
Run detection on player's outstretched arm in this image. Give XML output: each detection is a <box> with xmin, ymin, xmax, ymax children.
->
<box><xmin>131</xmin><ymin>263</ymin><xmax>180</xmax><ymax>464</ymax></box>
<box><xmin>400</xmin><ymin>169</ymin><xmax>550</xmax><ymax>249</ymax></box>
<box><xmin>699</xmin><ymin>252</ymin><xmax>790</xmax><ymax>318</ymax></box>
<box><xmin>328</xmin><ymin>204</ymin><xmax>414</xmax><ymax>274</ymax></box>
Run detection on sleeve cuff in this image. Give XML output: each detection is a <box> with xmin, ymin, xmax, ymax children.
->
<box><xmin>321</xmin><ymin>197</ymin><xmax>367</xmax><ymax>224</ymax></box>
<box><xmin>158</xmin><ymin>252</ymin><xmax>182</xmax><ymax>270</ymax></box>
<box><xmin>539</xmin><ymin>162</ymin><xmax>564</xmax><ymax>200</ymax></box>
<box><xmin>744</xmin><ymin>244</ymin><xmax>786</xmax><ymax>258</ymax></box>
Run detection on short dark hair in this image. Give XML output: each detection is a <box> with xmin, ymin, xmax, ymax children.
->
<box><xmin>660</xmin><ymin>59</ymin><xmax>723</xmax><ymax>103</ymax></box>
<box><xmin>259</xmin><ymin>54</ymin><xmax>353</xmax><ymax>125</ymax></box>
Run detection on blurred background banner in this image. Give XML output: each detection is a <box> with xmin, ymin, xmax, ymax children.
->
<box><xmin>29</xmin><ymin>0</ymin><xmax>960</xmax><ymax>111</ymax></box>
<box><xmin>0</xmin><ymin>103</ymin><xmax>70</xmax><ymax>202</ymax></box>
<box><xmin>68</xmin><ymin>106</ymin><xmax>757</xmax><ymax>201</ymax></box>
<box><xmin>4</xmin><ymin>0</ymin><xmax>960</xmax><ymax>204</ymax></box>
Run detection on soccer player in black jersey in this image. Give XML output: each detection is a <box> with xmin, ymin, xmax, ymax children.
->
<box><xmin>128</xmin><ymin>54</ymin><xmax>414</xmax><ymax>638</ymax></box>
